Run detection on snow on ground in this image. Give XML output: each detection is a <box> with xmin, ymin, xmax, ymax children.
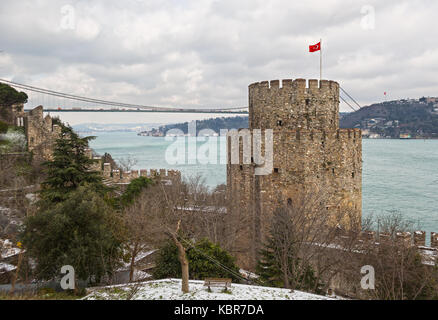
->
<box><xmin>0</xmin><ymin>239</ymin><xmax>23</xmax><ymax>259</ymax></box>
<box><xmin>83</xmin><ymin>279</ymin><xmax>335</xmax><ymax>300</ymax></box>
<box><xmin>239</xmin><ymin>269</ymin><xmax>259</xmax><ymax>280</ymax></box>
<box><xmin>0</xmin><ymin>262</ymin><xmax>16</xmax><ymax>273</ymax></box>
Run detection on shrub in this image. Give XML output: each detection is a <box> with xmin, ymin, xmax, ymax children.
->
<box><xmin>119</xmin><ymin>177</ymin><xmax>154</xmax><ymax>207</ymax></box>
<box><xmin>21</xmin><ymin>185</ymin><xmax>124</xmax><ymax>284</ymax></box>
<box><xmin>0</xmin><ymin>120</ymin><xmax>8</xmax><ymax>134</ymax></box>
<box><xmin>153</xmin><ymin>239</ymin><xmax>241</xmax><ymax>282</ymax></box>
<box><xmin>0</xmin><ymin>83</ymin><xmax>28</xmax><ymax>105</ymax></box>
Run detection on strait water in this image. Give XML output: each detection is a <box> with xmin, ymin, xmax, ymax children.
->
<box><xmin>89</xmin><ymin>132</ymin><xmax>438</xmax><ymax>233</ymax></box>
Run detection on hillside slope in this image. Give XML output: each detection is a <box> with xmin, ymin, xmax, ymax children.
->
<box><xmin>138</xmin><ymin>98</ymin><xmax>438</xmax><ymax>139</ymax></box>
<box><xmin>139</xmin><ymin>116</ymin><xmax>249</xmax><ymax>136</ymax></box>
<box><xmin>83</xmin><ymin>279</ymin><xmax>335</xmax><ymax>300</ymax></box>
<box><xmin>340</xmin><ymin>99</ymin><xmax>438</xmax><ymax>138</ymax></box>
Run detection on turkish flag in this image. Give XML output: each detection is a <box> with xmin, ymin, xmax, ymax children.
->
<box><xmin>309</xmin><ymin>42</ymin><xmax>321</xmax><ymax>52</ymax></box>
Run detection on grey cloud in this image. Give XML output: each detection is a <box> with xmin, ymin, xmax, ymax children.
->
<box><xmin>0</xmin><ymin>0</ymin><xmax>437</xmax><ymax>111</ymax></box>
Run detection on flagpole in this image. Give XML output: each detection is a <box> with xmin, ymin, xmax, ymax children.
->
<box><xmin>320</xmin><ymin>38</ymin><xmax>322</xmax><ymax>81</ymax></box>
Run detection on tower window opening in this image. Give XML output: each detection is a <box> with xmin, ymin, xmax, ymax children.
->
<box><xmin>277</xmin><ymin>120</ymin><xmax>283</xmax><ymax>126</ymax></box>
<box><xmin>332</xmin><ymin>168</ymin><xmax>335</xmax><ymax>175</ymax></box>
<box><xmin>274</xmin><ymin>168</ymin><xmax>279</xmax><ymax>174</ymax></box>
<box><xmin>287</xmin><ymin>198</ymin><xmax>292</xmax><ymax>206</ymax></box>
<box><xmin>352</xmin><ymin>172</ymin><xmax>355</xmax><ymax>178</ymax></box>
<box><xmin>240</xmin><ymin>165</ymin><xmax>243</xmax><ymax>171</ymax></box>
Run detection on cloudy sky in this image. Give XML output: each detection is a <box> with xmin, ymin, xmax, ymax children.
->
<box><xmin>0</xmin><ymin>0</ymin><xmax>437</xmax><ymax>112</ymax></box>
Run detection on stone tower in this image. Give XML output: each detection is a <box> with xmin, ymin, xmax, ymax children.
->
<box><xmin>227</xmin><ymin>78</ymin><xmax>362</xmax><ymax>270</ymax></box>
<box><xmin>25</xmin><ymin>106</ymin><xmax>61</xmax><ymax>160</ymax></box>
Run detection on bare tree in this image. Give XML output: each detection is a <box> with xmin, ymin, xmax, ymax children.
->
<box><xmin>341</xmin><ymin>212</ymin><xmax>438</xmax><ymax>300</ymax></box>
<box><xmin>122</xmin><ymin>184</ymin><xmax>164</xmax><ymax>282</ymax></box>
<box><xmin>118</xmin><ymin>156</ymin><xmax>138</xmax><ymax>172</ymax></box>
<box><xmin>257</xmin><ymin>188</ymin><xmax>365</xmax><ymax>294</ymax></box>
<box><xmin>168</xmin><ymin>220</ymin><xmax>190</xmax><ymax>293</ymax></box>
<box><xmin>123</xmin><ymin>175</ymin><xmax>202</xmax><ymax>293</ymax></box>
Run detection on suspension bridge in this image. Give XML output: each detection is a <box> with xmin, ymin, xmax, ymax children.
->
<box><xmin>0</xmin><ymin>78</ymin><xmax>362</xmax><ymax>114</ymax></box>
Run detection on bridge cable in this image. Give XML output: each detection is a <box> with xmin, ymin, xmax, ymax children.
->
<box><xmin>340</xmin><ymin>95</ymin><xmax>358</xmax><ymax>112</ymax></box>
<box><xmin>0</xmin><ymin>78</ymin><xmax>246</xmax><ymax>111</ymax></box>
<box><xmin>340</xmin><ymin>87</ymin><xmax>362</xmax><ymax>110</ymax></box>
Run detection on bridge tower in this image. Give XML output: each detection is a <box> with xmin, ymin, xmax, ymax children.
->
<box><xmin>227</xmin><ymin>78</ymin><xmax>362</xmax><ymax>270</ymax></box>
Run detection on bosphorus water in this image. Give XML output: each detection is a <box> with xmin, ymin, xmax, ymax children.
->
<box><xmin>88</xmin><ymin>132</ymin><xmax>438</xmax><ymax>235</ymax></box>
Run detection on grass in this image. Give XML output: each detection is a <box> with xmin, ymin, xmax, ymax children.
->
<box><xmin>0</xmin><ymin>288</ymin><xmax>85</xmax><ymax>300</ymax></box>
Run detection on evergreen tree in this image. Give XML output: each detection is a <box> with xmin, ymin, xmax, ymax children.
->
<box><xmin>39</xmin><ymin>124</ymin><xmax>105</xmax><ymax>205</ymax></box>
<box><xmin>153</xmin><ymin>239</ymin><xmax>241</xmax><ymax>282</ymax></box>
<box><xmin>256</xmin><ymin>237</ymin><xmax>284</xmax><ymax>288</ymax></box>
<box><xmin>256</xmin><ymin>208</ymin><xmax>323</xmax><ymax>293</ymax></box>
<box><xmin>119</xmin><ymin>176</ymin><xmax>154</xmax><ymax>207</ymax></box>
<box><xmin>21</xmin><ymin>185</ymin><xmax>124</xmax><ymax>284</ymax></box>
<box><xmin>0</xmin><ymin>83</ymin><xmax>28</xmax><ymax>106</ymax></box>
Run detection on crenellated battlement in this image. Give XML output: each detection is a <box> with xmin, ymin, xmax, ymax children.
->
<box><xmin>83</xmin><ymin>148</ymin><xmax>182</xmax><ymax>185</ymax></box>
<box><xmin>228</xmin><ymin>128</ymin><xmax>361</xmax><ymax>140</ymax></box>
<box><xmin>110</xmin><ymin>168</ymin><xmax>182</xmax><ymax>184</ymax></box>
<box><xmin>351</xmin><ymin>230</ymin><xmax>438</xmax><ymax>249</ymax></box>
<box><xmin>249</xmin><ymin>78</ymin><xmax>340</xmax><ymax>131</ymax></box>
<box><xmin>249</xmin><ymin>78</ymin><xmax>339</xmax><ymax>92</ymax></box>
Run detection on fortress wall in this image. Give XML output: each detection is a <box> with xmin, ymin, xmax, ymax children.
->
<box><xmin>228</xmin><ymin>78</ymin><xmax>362</xmax><ymax>269</ymax></box>
<box><xmin>82</xmin><ymin>146</ymin><xmax>182</xmax><ymax>185</ymax></box>
<box><xmin>226</xmin><ymin>136</ymin><xmax>255</xmax><ymax>266</ymax></box>
<box><xmin>227</xmin><ymin>128</ymin><xmax>362</xmax><ymax>269</ymax></box>
<box><xmin>0</xmin><ymin>103</ymin><xmax>25</xmax><ymax>126</ymax></box>
<box><xmin>25</xmin><ymin>105</ymin><xmax>61</xmax><ymax>160</ymax></box>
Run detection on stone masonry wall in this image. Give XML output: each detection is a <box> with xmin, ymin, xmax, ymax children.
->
<box><xmin>0</xmin><ymin>103</ymin><xmax>25</xmax><ymax>126</ymax></box>
<box><xmin>25</xmin><ymin>106</ymin><xmax>61</xmax><ymax>161</ymax></box>
<box><xmin>84</xmin><ymin>148</ymin><xmax>182</xmax><ymax>185</ymax></box>
<box><xmin>227</xmin><ymin>79</ymin><xmax>362</xmax><ymax>270</ymax></box>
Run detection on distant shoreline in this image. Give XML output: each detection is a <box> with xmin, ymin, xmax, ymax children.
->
<box><xmin>363</xmin><ymin>137</ymin><xmax>438</xmax><ymax>140</ymax></box>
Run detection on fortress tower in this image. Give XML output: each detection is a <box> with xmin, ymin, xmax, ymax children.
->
<box><xmin>227</xmin><ymin>78</ymin><xmax>362</xmax><ymax>269</ymax></box>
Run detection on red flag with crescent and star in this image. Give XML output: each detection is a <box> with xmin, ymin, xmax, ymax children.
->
<box><xmin>309</xmin><ymin>42</ymin><xmax>321</xmax><ymax>52</ymax></box>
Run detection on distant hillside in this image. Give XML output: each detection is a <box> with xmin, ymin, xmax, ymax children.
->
<box><xmin>139</xmin><ymin>116</ymin><xmax>249</xmax><ymax>136</ymax></box>
<box><xmin>340</xmin><ymin>97</ymin><xmax>438</xmax><ymax>138</ymax></box>
<box><xmin>138</xmin><ymin>98</ymin><xmax>438</xmax><ymax>139</ymax></box>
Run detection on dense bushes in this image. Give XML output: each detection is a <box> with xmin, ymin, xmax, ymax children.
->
<box><xmin>0</xmin><ymin>83</ymin><xmax>28</xmax><ymax>106</ymax></box>
<box><xmin>22</xmin><ymin>185</ymin><xmax>124</xmax><ymax>283</ymax></box>
<box><xmin>0</xmin><ymin>120</ymin><xmax>8</xmax><ymax>134</ymax></box>
<box><xmin>119</xmin><ymin>177</ymin><xmax>154</xmax><ymax>207</ymax></box>
<box><xmin>153</xmin><ymin>239</ymin><xmax>241</xmax><ymax>282</ymax></box>
<box><xmin>21</xmin><ymin>122</ymin><xmax>124</xmax><ymax>284</ymax></box>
